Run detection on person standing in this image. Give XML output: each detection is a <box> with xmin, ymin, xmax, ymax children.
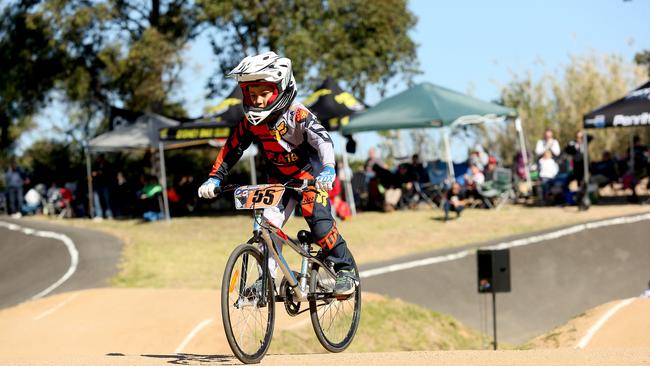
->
<box><xmin>4</xmin><ymin>160</ymin><xmax>25</xmax><ymax>216</ymax></box>
<box><xmin>535</xmin><ymin>128</ymin><xmax>561</xmax><ymax>158</ymax></box>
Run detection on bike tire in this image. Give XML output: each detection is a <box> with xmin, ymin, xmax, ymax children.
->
<box><xmin>221</xmin><ymin>244</ymin><xmax>275</xmax><ymax>364</ymax></box>
<box><xmin>308</xmin><ymin>256</ymin><xmax>361</xmax><ymax>352</ymax></box>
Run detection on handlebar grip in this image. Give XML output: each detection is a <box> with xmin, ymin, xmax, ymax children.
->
<box><xmin>212</xmin><ymin>186</ymin><xmax>223</xmax><ymax>195</ymax></box>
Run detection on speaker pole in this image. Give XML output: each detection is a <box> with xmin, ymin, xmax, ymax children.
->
<box><xmin>492</xmin><ymin>289</ymin><xmax>497</xmax><ymax>350</ymax></box>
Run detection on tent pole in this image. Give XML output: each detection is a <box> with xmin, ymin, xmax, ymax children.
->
<box><xmin>339</xmin><ymin>134</ymin><xmax>357</xmax><ymax>216</ymax></box>
<box><xmin>84</xmin><ymin>143</ymin><xmax>94</xmax><ymax>218</ymax></box>
<box><xmin>443</xmin><ymin>128</ymin><xmax>455</xmax><ymax>180</ymax></box>
<box><xmin>249</xmin><ymin>153</ymin><xmax>257</xmax><ymax>185</ymax></box>
<box><xmin>515</xmin><ymin>118</ymin><xmax>532</xmax><ymax>193</ymax></box>
<box><xmin>158</xmin><ymin>142</ymin><xmax>171</xmax><ymax>221</ymax></box>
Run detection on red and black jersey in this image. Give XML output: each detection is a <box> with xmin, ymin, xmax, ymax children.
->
<box><xmin>209</xmin><ymin>103</ymin><xmax>335</xmax><ymax>182</ymax></box>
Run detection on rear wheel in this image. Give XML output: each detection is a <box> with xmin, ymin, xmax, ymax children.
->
<box><xmin>308</xmin><ymin>257</ymin><xmax>361</xmax><ymax>352</ymax></box>
<box><xmin>221</xmin><ymin>244</ymin><xmax>275</xmax><ymax>364</ymax></box>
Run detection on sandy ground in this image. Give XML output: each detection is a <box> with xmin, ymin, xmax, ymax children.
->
<box><xmin>1</xmin><ymin>289</ymin><xmax>649</xmax><ymax>365</ymax></box>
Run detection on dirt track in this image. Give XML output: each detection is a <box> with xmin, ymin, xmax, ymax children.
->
<box><xmin>1</xmin><ymin>289</ymin><xmax>649</xmax><ymax>365</ymax></box>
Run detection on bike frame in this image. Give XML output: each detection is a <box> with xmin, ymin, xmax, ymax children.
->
<box><xmin>249</xmin><ymin>208</ymin><xmax>337</xmax><ymax>304</ymax></box>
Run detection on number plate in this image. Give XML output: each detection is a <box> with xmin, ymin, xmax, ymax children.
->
<box><xmin>234</xmin><ymin>184</ymin><xmax>285</xmax><ymax>210</ymax></box>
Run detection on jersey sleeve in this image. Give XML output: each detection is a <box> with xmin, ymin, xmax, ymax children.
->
<box><xmin>209</xmin><ymin>119</ymin><xmax>254</xmax><ymax>180</ymax></box>
<box><xmin>302</xmin><ymin>111</ymin><xmax>335</xmax><ymax>168</ymax></box>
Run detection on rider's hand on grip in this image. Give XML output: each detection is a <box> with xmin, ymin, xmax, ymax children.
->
<box><xmin>315</xmin><ymin>165</ymin><xmax>336</xmax><ymax>191</ymax></box>
<box><xmin>198</xmin><ymin>177</ymin><xmax>221</xmax><ymax>198</ymax></box>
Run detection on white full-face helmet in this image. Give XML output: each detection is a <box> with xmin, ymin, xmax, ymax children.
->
<box><xmin>228</xmin><ymin>51</ymin><xmax>297</xmax><ymax>125</ymax></box>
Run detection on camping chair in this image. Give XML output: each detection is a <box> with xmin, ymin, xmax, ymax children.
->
<box><xmin>477</xmin><ymin>168</ymin><xmax>515</xmax><ymax>209</ymax></box>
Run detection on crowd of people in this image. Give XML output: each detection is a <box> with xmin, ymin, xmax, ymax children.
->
<box><xmin>3</xmin><ymin>129</ymin><xmax>649</xmax><ymax>222</ymax></box>
<box><xmin>531</xmin><ymin>129</ymin><xmax>650</xmax><ymax>205</ymax></box>
<box><xmin>1</xmin><ymin>154</ymin><xmax>199</xmax><ymax>222</ymax></box>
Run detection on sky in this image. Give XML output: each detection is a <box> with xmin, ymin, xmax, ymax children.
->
<box><xmin>20</xmin><ymin>0</ymin><xmax>650</xmax><ymax>160</ymax></box>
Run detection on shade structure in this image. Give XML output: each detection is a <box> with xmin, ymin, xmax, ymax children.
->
<box><xmin>159</xmin><ymin>86</ymin><xmax>243</xmax><ymax>143</ymax></box>
<box><xmin>303</xmin><ymin>77</ymin><xmax>365</xmax><ymax>131</ymax></box>
<box><xmin>341</xmin><ymin>82</ymin><xmax>516</xmax><ymax>134</ymax></box>
<box><xmin>584</xmin><ymin>81</ymin><xmax>650</xmax><ymax>129</ymax></box>
<box><xmin>89</xmin><ymin>113</ymin><xmax>180</xmax><ymax>152</ymax></box>
<box><xmin>87</xmin><ymin>112</ymin><xmax>181</xmax><ymax>222</ymax></box>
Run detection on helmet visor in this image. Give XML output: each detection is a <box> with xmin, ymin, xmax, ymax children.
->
<box><xmin>240</xmin><ymin>82</ymin><xmax>279</xmax><ymax>108</ymax></box>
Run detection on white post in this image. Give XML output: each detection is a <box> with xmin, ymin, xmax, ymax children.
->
<box><xmin>249</xmin><ymin>153</ymin><xmax>257</xmax><ymax>185</ymax></box>
<box><xmin>158</xmin><ymin>142</ymin><xmax>171</xmax><ymax>221</ymax></box>
<box><xmin>443</xmin><ymin>128</ymin><xmax>455</xmax><ymax>179</ymax></box>
<box><xmin>515</xmin><ymin>118</ymin><xmax>532</xmax><ymax>193</ymax></box>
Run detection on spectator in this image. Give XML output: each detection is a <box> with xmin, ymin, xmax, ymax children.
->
<box><xmin>444</xmin><ymin>182</ymin><xmax>466</xmax><ymax>222</ymax></box>
<box><xmin>138</xmin><ymin>175</ymin><xmax>163</xmax><ymax>221</ymax></box>
<box><xmin>565</xmin><ymin>131</ymin><xmax>592</xmax><ymax>187</ymax></box>
<box><xmin>469</xmin><ymin>144</ymin><xmax>489</xmax><ymax>171</ymax></box>
<box><xmin>23</xmin><ymin>184</ymin><xmax>46</xmax><ymax>215</ymax></box>
<box><xmin>538</xmin><ymin>150</ymin><xmax>559</xmax><ymax>202</ymax></box>
<box><xmin>591</xmin><ymin>151</ymin><xmax>619</xmax><ymax>188</ymax></box>
<box><xmin>91</xmin><ymin>154</ymin><xmax>114</xmax><ymax>220</ymax></box>
<box><xmin>484</xmin><ymin>156</ymin><xmax>498</xmax><ymax>182</ymax></box>
<box><xmin>328</xmin><ymin>174</ymin><xmax>351</xmax><ymax>220</ymax></box>
<box><xmin>464</xmin><ymin>164</ymin><xmax>485</xmax><ymax>200</ymax></box>
<box><xmin>630</xmin><ymin>135</ymin><xmax>649</xmax><ymax>179</ymax></box>
<box><xmin>363</xmin><ymin>147</ymin><xmax>386</xmax><ymax>182</ymax></box>
<box><xmin>535</xmin><ymin>128</ymin><xmax>561</xmax><ymax>158</ymax></box>
<box><xmin>4</xmin><ymin>160</ymin><xmax>25</xmax><ymax>216</ymax></box>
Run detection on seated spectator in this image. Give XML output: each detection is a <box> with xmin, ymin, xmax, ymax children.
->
<box><xmin>23</xmin><ymin>184</ymin><xmax>46</xmax><ymax>215</ymax></box>
<box><xmin>464</xmin><ymin>164</ymin><xmax>485</xmax><ymax>201</ymax></box>
<box><xmin>444</xmin><ymin>182</ymin><xmax>466</xmax><ymax>222</ymax></box>
<box><xmin>484</xmin><ymin>156</ymin><xmax>498</xmax><ymax>182</ymax></box>
<box><xmin>591</xmin><ymin>151</ymin><xmax>619</xmax><ymax>188</ymax></box>
<box><xmin>138</xmin><ymin>175</ymin><xmax>164</xmax><ymax>221</ymax></box>
<box><xmin>538</xmin><ymin>150</ymin><xmax>559</xmax><ymax>203</ymax></box>
<box><xmin>411</xmin><ymin>154</ymin><xmax>429</xmax><ymax>184</ymax></box>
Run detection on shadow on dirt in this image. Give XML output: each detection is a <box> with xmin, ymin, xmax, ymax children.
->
<box><xmin>139</xmin><ymin>353</ymin><xmax>239</xmax><ymax>365</ymax></box>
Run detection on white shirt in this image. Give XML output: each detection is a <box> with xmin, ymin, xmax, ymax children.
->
<box><xmin>535</xmin><ymin>138</ymin><xmax>561</xmax><ymax>157</ymax></box>
<box><xmin>538</xmin><ymin>157</ymin><xmax>559</xmax><ymax>179</ymax></box>
<box><xmin>24</xmin><ymin>189</ymin><xmax>42</xmax><ymax>206</ymax></box>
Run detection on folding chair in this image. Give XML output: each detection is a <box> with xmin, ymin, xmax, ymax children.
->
<box><xmin>478</xmin><ymin>168</ymin><xmax>515</xmax><ymax>209</ymax></box>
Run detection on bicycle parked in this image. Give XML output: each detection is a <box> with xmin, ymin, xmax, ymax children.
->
<box><xmin>211</xmin><ymin>179</ymin><xmax>361</xmax><ymax>364</ymax></box>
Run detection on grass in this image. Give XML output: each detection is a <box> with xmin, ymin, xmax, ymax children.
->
<box><xmin>45</xmin><ymin>203</ymin><xmax>650</xmax><ymax>289</ymax></box>
<box><xmin>270</xmin><ymin>295</ymin><xmax>488</xmax><ymax>353</ymax></box>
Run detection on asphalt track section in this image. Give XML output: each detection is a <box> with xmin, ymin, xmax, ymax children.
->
<box><xmin>360</xmin><ymin>216</ymin><xmax>650</xmax><ymax>344</ymax></box>
<box><xmin>0</xmin><ymin>218</ymin><xmax>122</xmax><ymax>309</ymax></box>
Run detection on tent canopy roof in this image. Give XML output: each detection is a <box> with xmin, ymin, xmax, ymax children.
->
<box><xmin>584</xmin><ymin>80</ymin><xmax>650</xmax><ymax>129</ymax></box>
<box><xmin>341</xmin><ymin>82</ymin><xmax>516</xmax><ymax>134</ymax></box>
<box><xmin>89</xmin><ymin>113</ymin><xmax>179</xmax><ymax>152</ymax></box>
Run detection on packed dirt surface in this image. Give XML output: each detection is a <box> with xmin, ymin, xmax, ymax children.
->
<box><xmin>530</xmin><ymin>298</ymin><xmax>650</xmax><ymax>349</ymax></box>
<box><xmin>1</xmin><ymin>289</ymin><xmax>649</xmax><ymax>365</ymax></box>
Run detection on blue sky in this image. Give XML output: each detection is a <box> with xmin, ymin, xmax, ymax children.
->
<box><xmin>21</xmin><ymin>0</ymin><xmax>650</xmax><ymax>159</ymax></box>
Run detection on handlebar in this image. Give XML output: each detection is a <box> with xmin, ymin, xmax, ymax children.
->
<box><xmin>211</xmin><ymin>179</ymin><xmax>317</xmax><ymax>196</ymax></box>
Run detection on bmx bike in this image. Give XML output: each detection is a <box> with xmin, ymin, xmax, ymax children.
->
<box><xmin>213</xmin><ymin>179</ymin><xmax>361</xmax><ymax>364</ymax></box>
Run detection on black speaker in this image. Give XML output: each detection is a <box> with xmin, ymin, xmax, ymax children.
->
<box><xmin>477</xmin><ymin>249</ymin><xmax>511</xmax><ymax>293</ymax></box>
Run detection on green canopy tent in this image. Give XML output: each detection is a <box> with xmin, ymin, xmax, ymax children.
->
<box><xmin>341</xmin><ymin>82</ymin><xmax>530</xmax><ymax>187</ymax></box>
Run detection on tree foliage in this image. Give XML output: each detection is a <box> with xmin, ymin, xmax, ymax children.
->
<box><xmin>494</xmin><ymin>52</ymin><xmax>646</xmax><ymax>164</ymax></box>
<box><xmin>198</xmin><ymin>0</ymin><xmax>419</xmax><ymax>100</ymax></box>
<box><xmin>635</xmin><ymin>49</ymin><xmax>650</xmax><ymax>77</ymax></box>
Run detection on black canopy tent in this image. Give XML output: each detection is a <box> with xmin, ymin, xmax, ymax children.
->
<box><xmin>582</xmin><ymin>80</ymin><xmax>650</xmax><ymax>209</ymax></box>
<box><xmin>158</xmin><ymin>86</ymin><xmax>260</xmax><ymax>186</ymax></box>
<box><xmin>303</xmin><ymin>78</ymin><xmax>366</xmax><ymax>215</ymax></box>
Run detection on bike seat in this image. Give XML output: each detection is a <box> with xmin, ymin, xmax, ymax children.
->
<box><xmin>297</xmin><ymin>230</ymin><xmax>314</xmax><ymax>244</ymax></box>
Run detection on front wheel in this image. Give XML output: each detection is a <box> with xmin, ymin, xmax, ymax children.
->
<box><xmin>221</xmin><ymin>244</ymin><xmax>275</xmax><ymax>364</ymax></box>
<box><xmin>309</xmin><ymin>257</ymin><xmax>361</xmax><ymax>352</ymax></box>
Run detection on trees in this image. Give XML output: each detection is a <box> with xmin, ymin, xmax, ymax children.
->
<box><xmin>496</xmin><ymin>52</ymin><xmax>646</xmax><ymax>163</ymax></box>
<box><xmin>198</xmin><ymin>0</ymin><xmax>418</xmax><ymax>100</ymax></box>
